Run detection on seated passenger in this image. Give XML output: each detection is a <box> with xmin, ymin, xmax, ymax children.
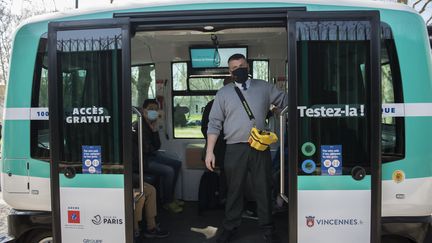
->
<box><xmin>133</xmin><ymin>99</ymin><xmax>183</xmax><ymax>213</ymax></box>
<box><xmin>134</xmin><ymin>182</ymin><xmax>169</xmax><ymax>240</ymax></box>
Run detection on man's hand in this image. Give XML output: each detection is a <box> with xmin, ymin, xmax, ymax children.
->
<box><xmin>205</xmin><ymin>134</ymin><xmax>218</xmax><ymax>172</ymax></box>
<box><xmin>205</xmin><ymin>152</ymin><xmax>216</xmax><ymax>171</ymax></box>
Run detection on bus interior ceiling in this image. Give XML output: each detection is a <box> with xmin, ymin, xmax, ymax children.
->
<box><xmin>130</xmin><ymin>26</ymin><xmax>288</xmax><ymax>242</ymax></box>
<box><xmin>131</xmin><ymin>27</ymin><xmax>287</xmax><ymax>68</ymax></box>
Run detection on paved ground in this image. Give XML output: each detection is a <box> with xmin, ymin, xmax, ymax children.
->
<box><xmin>0</xmin><ymin>192</ymin><xmax>11</xmax><ymax>237</ymax></box>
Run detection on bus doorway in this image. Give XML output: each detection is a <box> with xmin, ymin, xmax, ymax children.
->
<box><xmin>130</xmin><ymin>22</ymin><xmax>290</xmax><ymax>243</ymax></box>
<box><xmin>48</xmin><ymin>19</ymin><xmax>134</xmax><ymax>243</ymax></box>
<box><xmin>285</xmin><ymin>11</ymin><xmax>382</xmax><ymax>243</ymax></box>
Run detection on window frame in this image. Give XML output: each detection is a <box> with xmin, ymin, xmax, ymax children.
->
<box><xmin>131</xmin><ymin>63</ymin><xmax>157</xmax><ymax>107</ymax></box>
<box><xmin>251</xmin><ymin>59</ymin><xmax>270</xmax><ymax>81</ymax></box>
<box><xmin>380</xmin><ymin>34</ymin><xmax>405</xmax><ymax>163</ymax></box>
<box><xmin>171</xmin><ymin>61</ymin><xmax>218</xmax><ymax>139</ymax></box>
<box><xmin>30</xmin><ymin>36</ymin><xmax>50</xmax><ymax>161</ymax></box>
<box><xmin>171</xmin><ymin>61</ymin><xmax>190</xmax><ymax>92</ymax></box>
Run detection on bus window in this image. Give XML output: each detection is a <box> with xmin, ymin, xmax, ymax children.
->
<box><xmin>189</xmin><ymin>77</ymin><xmax>225</xmax><ymax>91</ymax></box>
<box><xmin>172</xmin><ymin>61</ymin><xmax>218</xmax><ymax>138</ymax></box>
<box><xmin>173</xmin><ymin>95</ymin><xmax>214</xmax><ymax>138</ymax></box>
<box><xmin>252</xmin><ymin>60</ymin><xmax>269</xmax><ymax>81</ymax></box>
<box><xmin>31</xmin><ymin>37</ymin><xmax>157</xmax><ymax>161</ymax></box>
<box><xmin>131</xmin><ymin>64</ymin><xmax>156</xmax><ymax>107</ymax></box>
<box><xmin>31</xmin><ymin>36</ymin><xmax>49</xmax><ymax>161</ymax></box>
<box><xmin>171</xmin><ymin>60</ymin><xmax>270</xmax><ymax>138</ymax></box>
<box><xmin>172</xmin><ymin>62</ymin><xmax>187</xmax><ymax>91</ymax></box>
<box><xmin>297</xmin><ymin>21</ymin><xmax>371</xmax><ymax>170</ymax></box>
<box><xmin>57</xmin><ymin>28</ymin><xmax>123</xmax><ymax>165</ymax></box>
<box><xmin>296</xmin><ymin>21</ymin><xmax>405</xmax><ymax>171</ymax></box>
<box><xmin>381</xmin><ymin>24</ymin><xmax>405</xmax><ymax>162</ymax></box>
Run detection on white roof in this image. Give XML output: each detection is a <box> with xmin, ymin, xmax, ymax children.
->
<box><xmin>21</xmin><ymin>0</ymin><xmax>416</xmax><ymax>26</ymax></box>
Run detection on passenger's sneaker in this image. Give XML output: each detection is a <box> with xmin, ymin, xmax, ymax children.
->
<box><xmin>241</xmin><ymin>209</ymin><xmax>258</xmax><ymax>220</ymax></box>
<box><xmin>174</xmin><ymin>199</ymin><xmax>185</xmax><ymax>206</ymax></box>
<box><xmin>143</xmin><ymin>226</ymin><xmax>170</xmax><ymax>239</ymax></box>
<box><xmin>216</xmin><ymin>228</ymin><xmax>237</xmax><ymax>243</ymax></box>
<box><xmin>163</xmin><ymin>202</ymin><xmax>183</xmax><ymax>213</ymax></box>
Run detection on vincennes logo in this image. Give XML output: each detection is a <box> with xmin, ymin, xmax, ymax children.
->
<box><xmin>306</xmin><ymin>216</ymin><xmax>315</xmax><ymax>227</ymax></box>
<box><xmin>306</xmin><ymin>216</ymin><xmax>364</xmax><ymax>228</ymax></box>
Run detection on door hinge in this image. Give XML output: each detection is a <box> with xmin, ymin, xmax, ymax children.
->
<box><xmin>27</xmin><ymin>162</ymin><xmax>30</xmax><ymax>190</ymax></box>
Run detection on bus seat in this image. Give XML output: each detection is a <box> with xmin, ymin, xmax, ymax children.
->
<box><xmin>185</xmin><ymin>143</ymin><xmax>206</xmax><ymax>169</ymax></box>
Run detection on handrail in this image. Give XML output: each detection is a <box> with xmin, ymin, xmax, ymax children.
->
<box><xmin>132</xmin><ymin>107</ymin><xmax>144</xmax><ymax>203</ymax></box>
<box><xmin>279</xmin><ymin>106</ymin><xmax>289</xmax><ymax>203</ymax></box>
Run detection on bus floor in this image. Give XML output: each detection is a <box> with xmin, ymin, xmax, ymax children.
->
<box><xmin>142</xmin><ymin>202</ymin><xmax>288</xmax><ymax>243</ymax></box>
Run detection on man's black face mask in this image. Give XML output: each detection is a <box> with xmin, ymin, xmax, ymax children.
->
<box><xmin>232</xmin><ymin>67</ymin><xmax>249</xmax><ymax>84</ymax></box>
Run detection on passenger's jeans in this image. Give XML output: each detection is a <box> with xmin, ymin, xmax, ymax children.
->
<box><xmin>146</xmin><ymin>151</ymin><xmax>182</xmax><ymax>203</ymax></box>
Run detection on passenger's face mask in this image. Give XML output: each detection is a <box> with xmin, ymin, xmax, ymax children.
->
<box><xmin>232</xmin><ymin>67</ymin><xmax>249</xmax><ymax>84</ymax></box>
<box><xmin>147</xmin><ymin>110</ymin><xmax>158</xmax><ymax>121</ymax></box>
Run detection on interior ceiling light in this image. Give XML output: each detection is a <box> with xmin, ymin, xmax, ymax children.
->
<box><xmin>204</xmin><ymin>25</ymin><xmax>214</xmax><ymax>31</ymax></box>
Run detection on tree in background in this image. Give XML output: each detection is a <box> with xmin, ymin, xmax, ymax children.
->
<box><xmin>0</xmin><ymin>0</ymin><xmax>18</xmax><ymax>84</ymax></box>
<box><xmin>396</xmin><ymin>0</ymin><xmax>432</xmax><ymax>24</ymax></box>
<box><xmin>412</xmin><ymin>0</ymin><xmax>432</xmax><ymax>23</ymax></box>
<box><xmin>0</xmin><ymin>0</ymin><xmax>58</xmax><ymax>84</ymax></box>
<box><xmin>131</xmin><ymin>64</ymin><xmax>156</xmax><ymax>107</ymax></box>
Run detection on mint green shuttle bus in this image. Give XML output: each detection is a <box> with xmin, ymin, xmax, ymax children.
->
<box><xmin>1</xmin><ymin>1</ymin><xmax>431</xmax><ymax>243</ymax></box>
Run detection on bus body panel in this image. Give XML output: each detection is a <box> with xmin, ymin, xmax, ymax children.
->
<box><xmin>1</xmin><ymin>174</ymin><xmax>50</xmax><ymax>211</ymax></box>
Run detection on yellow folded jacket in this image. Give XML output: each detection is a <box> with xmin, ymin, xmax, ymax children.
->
<box><xmin>248</xmin><ymin>127</ymin><xmax>278</xmax><ymax>151</ymax></box>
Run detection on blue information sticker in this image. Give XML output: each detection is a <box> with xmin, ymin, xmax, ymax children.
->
<box><xmin>82</xmin><ymin>145</ymin><xmax>102</xmax><ymax>174</ymax></box>
<box><xmin>320</xmin><ymin>145</ymin><xmax>342</xmax><ymax>176</ymax></box>
<box><xmin>301</xmin><ymin>159</ymin><xmax>316</xmax><ymax>174</ymax></box>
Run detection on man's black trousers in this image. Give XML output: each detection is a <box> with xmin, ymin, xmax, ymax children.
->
<box><xmin>222</xmin><ymin>143</ymin><xmax>273</xmax><ymax>230</ymax></box>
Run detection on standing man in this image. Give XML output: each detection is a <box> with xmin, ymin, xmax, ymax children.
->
<box><xmin>205</xmin><ymin>54</ymin><xmax>287</xmax><ymax>243</ymax></box>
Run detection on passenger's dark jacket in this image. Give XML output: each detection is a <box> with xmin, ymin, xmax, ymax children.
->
<box><xmin>132</xmin><ymin>120</ymin><xmax>161</xmax><ymax>173</ymax></box>
<box><xmin>201</xmin><ymin>100</ymin><xmax>226</xmax><ymax>169</ymax></box>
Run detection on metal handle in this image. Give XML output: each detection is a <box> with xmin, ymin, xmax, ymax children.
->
<box><xmin>132</xmin><ymin>107</ymin><xmax>144</xmax><ymax>203</ymax></box>
<box><xmin>279</xmin><ymin>106</ymin><xmax>289</xmax><ymax>203</ymax></box>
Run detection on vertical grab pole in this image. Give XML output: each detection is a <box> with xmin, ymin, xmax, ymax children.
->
<box><xmin>279</xmin><ymin>106</ymin><xmax>289</xmax><ymax>203</ymax></box>
<box><xmin>132</xmin><ymin>107</ymin><xmax>144</xmax><ymax>200</ymax></box>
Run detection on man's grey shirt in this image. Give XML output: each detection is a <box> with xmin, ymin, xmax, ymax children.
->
<box><xmin>207</xmin><ymin>79</ymin><xmax>287</xmax><ymax>144</ymax></box>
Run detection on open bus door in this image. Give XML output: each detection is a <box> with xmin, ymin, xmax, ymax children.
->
<box><xmin>282</xmin><ymin>11</ymin><xmax>382</xmax><ymax>243</ymax></box>
<box><xmin>48</xmin><ymin>18</ymin><xmax>134</xmax><ymax>243</ymax></box>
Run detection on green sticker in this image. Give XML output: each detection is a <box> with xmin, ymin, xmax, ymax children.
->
<box><xmin>301</xmin><ymin>142</ymin><xmax>316</xmax><ymax>156</ymax></box>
